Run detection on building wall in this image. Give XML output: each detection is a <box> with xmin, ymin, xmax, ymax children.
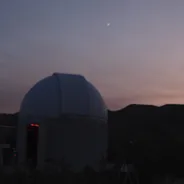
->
<box><xmin>42</xmin><ymin>117</ymin><xmax>107</xmax><ymax>171</ymax></box>
<box><xmin>17</xmin><ymin>116</ymin><xmax>108</xmax><ymax>171</ymax></box>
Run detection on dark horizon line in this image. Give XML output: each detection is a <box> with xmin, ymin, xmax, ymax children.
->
<box><xmin>2</xmin><ymin>103</ymin><xmax>184</xmax><ymax>115</ymax></box>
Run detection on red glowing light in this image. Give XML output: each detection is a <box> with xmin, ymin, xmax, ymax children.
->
<box><xmin>30</xmin><ymin>123</ymin><xmax>39</xmax><ymax>127</ymax></box>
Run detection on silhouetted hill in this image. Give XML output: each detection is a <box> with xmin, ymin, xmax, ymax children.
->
<box><xmin>108</xmin><ymin>104</ymin><xmax>184</xmax><ymax>177</ymax></box>
<box><xmin>0</xmin><ymin>113</ymin><xmax>18</xmax><ymax>126</ymax></box>
<box><xmin>119</xmin><ymin>104</ymin><xmax>157</xmax><ymax>113</ymax></box>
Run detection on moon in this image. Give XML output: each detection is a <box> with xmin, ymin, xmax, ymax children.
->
<box><xmin>106</xmin><ymin>23</ymin><xmax>111</xmax><ymax>27</ymax></box>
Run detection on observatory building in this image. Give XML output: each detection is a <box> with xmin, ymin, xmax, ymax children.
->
<box><xmin>16</xmin><ymin>73</ymin><xmax>108</xmax><ymax>171</ymax></box>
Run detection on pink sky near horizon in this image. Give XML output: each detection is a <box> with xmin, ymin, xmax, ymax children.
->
<box><xmin>1</xmin><ymin>0</ymin><xmax>184</xmax><ymax>113</ymax></box>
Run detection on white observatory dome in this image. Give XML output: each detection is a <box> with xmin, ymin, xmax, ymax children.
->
<box><xmin>20</xmin><ymin>73</ymin><xmax>107</xmax><ymax>121</ymax></box>
<box><xmin>17</xmin><ymin>73</ymin><xmax>108</xmax><ymax>171</ymax></box>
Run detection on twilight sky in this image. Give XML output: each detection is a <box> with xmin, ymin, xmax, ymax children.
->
<box><xmin>1</xmin><ymin>0</ymin><xmax>184</xmax><ymax>113</ymax></box>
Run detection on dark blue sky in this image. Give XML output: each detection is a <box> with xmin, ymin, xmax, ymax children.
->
<box><xmin>1</xmin><ymin>0</ymin><xmax>184</xmax><ymax>112</ymax></box>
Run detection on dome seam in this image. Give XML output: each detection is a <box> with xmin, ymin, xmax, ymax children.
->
<box><xmin>53</xmin><ymin>73</ymin><xmax>63</xmax><ymax>116</ymax></box>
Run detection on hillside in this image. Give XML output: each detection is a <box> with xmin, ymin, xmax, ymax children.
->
<box><xmin>2</xmin><ymin>104</ymin><xmax>184</xmax><ymax>175</ymax></box>
<box><xmin>0</xmin><ymin>113</ymin><xmax>18</xmax><ymax>127</ymax></box>
<box><xmin>108</xmin><ymin>104</ymin><xmax>184</xmax><ymax>176</ymax></box>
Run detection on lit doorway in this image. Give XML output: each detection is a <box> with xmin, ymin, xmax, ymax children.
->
<box><xmin>26</xmin><ymin>123</ymin><xmax>39</xmax><ymax>168</ymax></box>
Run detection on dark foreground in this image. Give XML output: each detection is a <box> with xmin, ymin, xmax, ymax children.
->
<box><xmin>0</xmin><ymin>166</ymin><xmax>184</xmax><ymax>184</ymax></box>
